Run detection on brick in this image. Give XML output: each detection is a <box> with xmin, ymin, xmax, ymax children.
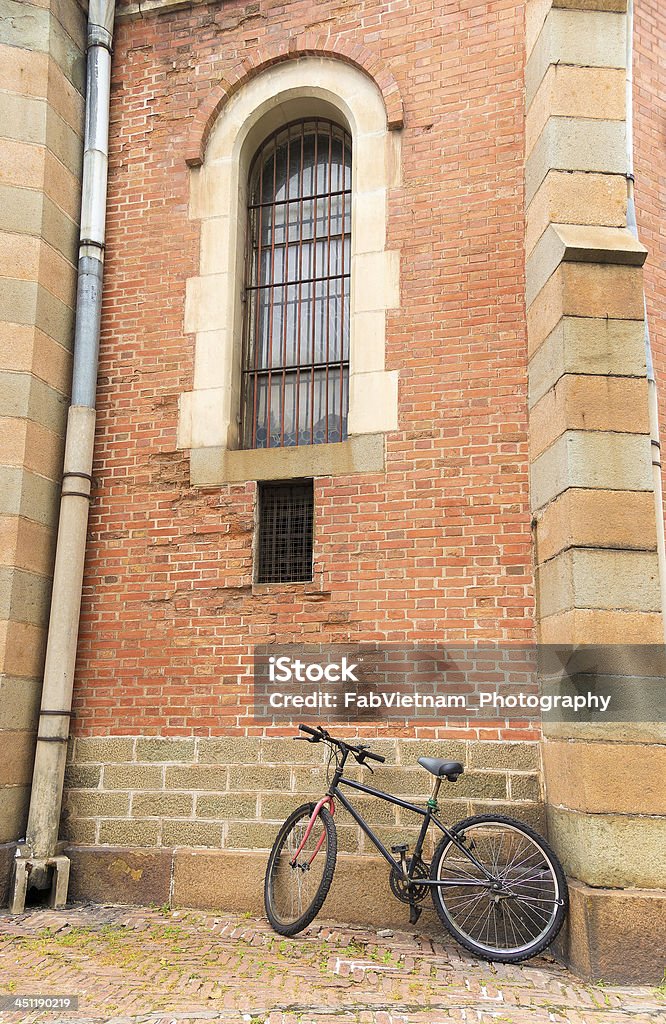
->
<box><xmin>539</xmin><ymin>608</ymin><xmax>664</xmax><ymax>644</ymax></box>
<box><xmin>66</xmin><ymin>847</ymin><xmax>172</xmax><ymax>904</ymax></box>
<box><xmin>0</xmin><ymin>784</ymin><xmax>30</xmax><ymax>843</ymax></box>
<box><xmin>132</xmin><ymin>792</ymin><xmax>193</xmax><ymax>817</ymax></box>
<box><xmin>227</xmin><ymin>766</ymin><xmax>291</xmax><ymax>792</ymax></box>
<box><xmin>528</xmin><ymin>318</ymin><xmax>646</xmax><ymax>407</ymax></box>
<box><xmin>64</xmin><ymin>791</ymin><xmax>130</xmax><ymax>818</ymax></box>
<box><xmin>530</xmin><ymin>431</ymin><xmax>652</xmax><ymax>511</ymax></box>
<box><xmin>547</xmin><ymin>805</ymin><xmax>666</xmax><ymax>889</ymax></box>
<box><xmin>448</xmin><ymin>772</ymin><xmax>507</xmax><ymax>800</ymax></box>
<box><xmin>535</xmin><ymin>489</ymin><xmax>657</xmax><ymax>563</ymax></box>
<box><xmin>525</xmin><ymin>9</ymin><xmax>626</xmax><ymax>107</ymax></box>
<box><xmin>470</xmin><ymin>801</ymin><xmax>547</xmax><ymax>834</ymax></box>
<box><xmin>543</xmin><ymin>740</ymin><xmax>666</xmax><ymax>814</ymax></box>
<box><xmin>98</xmin><ymin>820</ymin><xmax>160</xmax><ymax>847</ymax></box>
<box><xmin>528</xmin><ymin>264</ymin><xmax>646</xmax><ymax>355</ymax></box>
<box><xmin>66</xmin><ymin>0</ymin><xmax>540</xmax><ymax>767</ymax></box>
<box><xmin>526</xmin><ymin>65</ymin><xmax>625</xmax><ymax>155</ymax></box>
<box><xmin>61</xmin><ymin>818</ymin><xmax>96</xmax><ymax>844</ymax></box>
<box><xmin>260</xmin><ymin>737</ymin><xmax>324</xmax><ymax>765</ymax></box>
<box><xmin>165</xmin><ymin>766</ymin><xmax>228</xmax><ymax>791</ymax></box>
<box><xmin>526</xmin><ymin>170</ymin><xmax>627</xmax><ymax>256</ymax></box>
<box><xmin>136</xmin><ymin>739</ymin><xmax>196</xmax><ymax>763</ymax></box>
<box><xmin>103</xmin><ymin>764</ymin><xmax>163</xmax><ymax>790</ymax></box>
<box><xmin>529</xmin><ymin>375</ymin><xmax>650</xmax><ymax>460</ymax></box>
<box><xmin>64</xmin><ymin>764</ymin><xmax>101</xmax><ymax>789</ymax></box>
<box><xmin>509</xmin><ymin>774</ymin><xmax>542</xmax><ymax>802</ymax></box>
<box><xmin>537</xmin><ymin>548</ymin><xmax>661</xmax><ymax>617</ymax></box>
<box><xmin>225</xmin><ymin>822</ymin><xmax>281</xmax><ymax>850</ymax></box>
<box><xmin>76</xmin><ymin>738</ymin><xmax>135</xmax><ymax>764</ymax></box>
<box><xmin>469</xmin><ymin>741</ymin><xmax>541</xmax><ymax>771</ymax></box>
<box><xmin>197</xmin><ymin>793</ymin><xmax>257</xmax><ymax>819</ymax></box>
<box><xmin>162</xmin><ymin>821</ymin><xmax>222</xmax><ymax>847</ymax></box>
<box><xmin>197</xmin><ymin>736</ymin><xmax>261</xmax><ymax>763</ymax></box>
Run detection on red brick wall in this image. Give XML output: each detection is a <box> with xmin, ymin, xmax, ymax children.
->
<box><xmin>74</xmin><ymin>0</ymin><xmax>534</xmax><ymax>741</ymax></box>
<box><xmin>633</xmin><ymin>0</ymin><xmax>666</xmax><ymax>535</ymax></box>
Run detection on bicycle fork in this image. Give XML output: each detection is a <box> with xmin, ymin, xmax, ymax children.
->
<box><xmin>289</xmin><ymin>796</ymin><xmax>336</xmax><ymax>868</ymax></box>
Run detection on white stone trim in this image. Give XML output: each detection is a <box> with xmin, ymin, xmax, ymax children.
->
<box><xmin>178</xmin><ymin>57</ymin><xmax>400</xmax><ymax>462</ymax></box>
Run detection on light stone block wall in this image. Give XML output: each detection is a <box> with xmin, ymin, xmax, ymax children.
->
<box><xmin>525</xmin><ymin>0</ymin><xmax>661</xmax><ymax>641</ymax></box>
<box><xmin>0</xmin><ymin>0</ymin><xmax>86</xmax><ymax>843</ymax></box>
<box><xmin>524</xmin><ymin>0</ymin><xmax>666</xmax><ymax>982</ymax></box>
<box><xmin>61</xmin><ymin>736</ymin><xmax>544</xmax><ymax>855</ymax></box>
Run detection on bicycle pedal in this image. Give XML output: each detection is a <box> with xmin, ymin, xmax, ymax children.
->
<box><xmin>409</xmin><ymin>904</ymin><xmax>422</xmax><ymax>925</ymax></box>
<box><xmin>391</xmin><ymin>843</ymin><xmax>408</xmax><ymax>854</ymax></box>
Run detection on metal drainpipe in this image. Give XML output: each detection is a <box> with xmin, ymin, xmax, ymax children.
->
<box><xmin>625</xmin><ymin>0</ymin><xmax>666</xmax><ymax>640</ymax></box>
<box><xmin>12</xmin><ymin>0</ymin><xmax>116</xmax><ymax>906</ymax></box>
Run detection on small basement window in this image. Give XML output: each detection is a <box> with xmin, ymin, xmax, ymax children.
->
<box><xmin>256</xmin><ymin>480</ymin><xmax>314</xmax><ymax>584</ymax></box>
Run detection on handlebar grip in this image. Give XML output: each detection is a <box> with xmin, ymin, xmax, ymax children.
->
<box><xmin>298</xmin><ymin>723</ymin><xmax>320</xmax><ymax>738</ymax></box>
<box><xmin>361</xmin><ymin>749</ymin><xmax>385</xmax><ymax>764</ymax></box>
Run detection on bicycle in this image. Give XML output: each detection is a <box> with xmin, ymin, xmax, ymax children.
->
<box><xmin>264</xmin><ymin>723</ymin><xmax>568</xmax><ymax>963</ymax></box>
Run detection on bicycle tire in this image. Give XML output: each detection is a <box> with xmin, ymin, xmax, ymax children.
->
<box><xmin>264</xmin><ymin>802</ymin><xmax>337</xmax><ymax>936</ymax></box>
<box><xmin>430</xmin><ymin>814</ymin><xmax>568</xmax><ymax>963</ymax></box>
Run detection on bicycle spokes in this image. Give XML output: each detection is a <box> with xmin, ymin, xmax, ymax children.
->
<box><xmin>265</xmin><ymin>804</ymin><xmax>336</xmax><ymax>933</ymax></box>
<box><xmin>433</xmin><ymin>820</ymin><xmax>562</xmax><ymax>956</ymax></box>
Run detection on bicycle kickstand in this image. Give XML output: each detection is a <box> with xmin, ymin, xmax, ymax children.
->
<box><xmin>408</xmin><ymin>898</ymin><xmax>422</xmax><ymax>926</ymax></box>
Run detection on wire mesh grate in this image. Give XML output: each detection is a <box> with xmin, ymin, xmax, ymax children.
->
<box><xmin>257</xmin><ymin>481</ymin><xmax>314</xmax><ymax>584</ymax></box>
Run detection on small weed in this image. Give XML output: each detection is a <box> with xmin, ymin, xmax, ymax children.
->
<box><xmin>338</xmin><ymin>938</ymin><xmax>366</xmax><ymax>958</ymax></box>
<box><xmin>540</xmin><ymin>1003</ymin><xmax>567</xmax><ymax>1018</ymax></box>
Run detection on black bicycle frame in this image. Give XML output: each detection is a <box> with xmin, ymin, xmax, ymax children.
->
<box><xmin>327</xmin><ymin>767</ymin><xmax>498</xmax><ymax>889</ymax></box>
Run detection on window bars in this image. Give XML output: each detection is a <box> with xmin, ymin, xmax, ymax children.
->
<box><xmin>256</xmin><ymin>481</ymin><xmax>314</xmax><ymax>584</ymax></box>
<box><xmin>242</xmin><ymin>119</ymin><xmax>352</xmax><ymax>449</ymax></box>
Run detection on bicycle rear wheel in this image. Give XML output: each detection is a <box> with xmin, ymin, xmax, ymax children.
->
<box><xmin>430</xmin><ymin>814</ymin><xmax>567</xmax><ymax>963</ymax></box>
<box><xmin>264</xmin><ymin>802</ymin><xmax>337</xmax><ymax>936</ymax></box>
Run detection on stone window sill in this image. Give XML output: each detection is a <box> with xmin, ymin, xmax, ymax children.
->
<box><xmin>189</xmin><ymin>433</ymin><xmax>385</xmax><ymax>485</ymax></box>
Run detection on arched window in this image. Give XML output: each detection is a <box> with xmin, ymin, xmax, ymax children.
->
<box><xmin>241</xmin><ymin>120</ymin><xmax>352</xmax><ymax>449</ymax></box>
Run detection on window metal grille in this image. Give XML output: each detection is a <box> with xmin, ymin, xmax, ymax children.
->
<box><xmin>256</xmin><ymin>480</ymin><xmax>314</xmax><ymax>584</ymax></box>
<box><xmin>242</xmin><ymin>119</ymin><xmax>352</xmax><ymax>449</ymax></box>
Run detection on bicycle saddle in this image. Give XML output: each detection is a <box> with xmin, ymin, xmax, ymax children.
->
<box><xmin>418</xmin><ymin>757</ymin><xmax>463</xmax><ymax>781</ymax></box>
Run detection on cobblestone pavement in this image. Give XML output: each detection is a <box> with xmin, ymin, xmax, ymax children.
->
<box><xmin>0</xmin><ymin>904</ymin><xmax>663</xmax><ymax>1024</ymax></box>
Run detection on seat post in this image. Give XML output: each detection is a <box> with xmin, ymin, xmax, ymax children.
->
<box><xmin>427</xmin><ymin>777</ymin><xmax>442</xmax><ymax>811</ymax></box>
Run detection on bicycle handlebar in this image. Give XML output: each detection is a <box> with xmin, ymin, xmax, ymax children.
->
<box><xmin>297</xmin><ymin>723</ymin><xmax>386</xmax><ymax>764</ymax></box>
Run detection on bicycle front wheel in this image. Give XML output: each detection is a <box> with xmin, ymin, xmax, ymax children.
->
<box><xmin>430</xmin><ymin>814</ymin><xmax>567</xmax><ymax>963</ymax></box>
<box><xmin>264</xmin><ymin>802</ymin><xmax>337</xmax><ymax>936</ymax></box>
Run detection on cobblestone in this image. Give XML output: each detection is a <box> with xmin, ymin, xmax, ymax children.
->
<box><xmin>0</xmin><ymin>904</ymin><xmax>663</xmax><ymax>1024</ymax></box>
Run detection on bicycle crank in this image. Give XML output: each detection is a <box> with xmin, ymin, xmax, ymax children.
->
<box><xmin>389</xmin><ymin>856</ymin><xmax>430</xmax><ymax>904</ymax></box>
